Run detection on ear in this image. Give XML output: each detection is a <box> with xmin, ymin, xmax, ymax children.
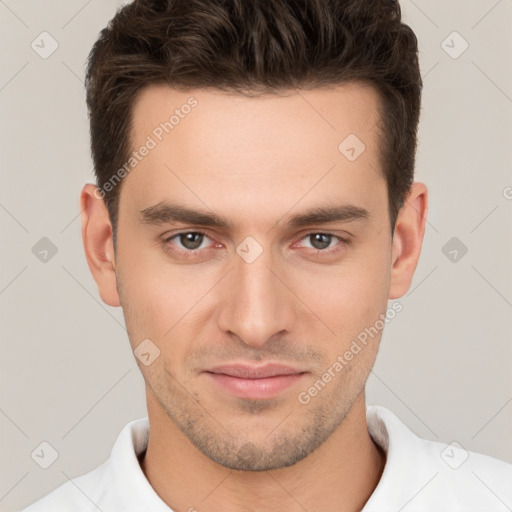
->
<box><xmin>389</xmin><ymin>182</ymin><xmax>428</xmax><ymax>299</ymax></box>
<box><xmin>80</xmin><ymin>183</ymin><xmax>121</xmax><ymax>307</ymax></box>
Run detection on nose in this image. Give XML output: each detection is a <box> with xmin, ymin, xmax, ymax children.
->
<box><xmin>216</xmin><ymin>245</ymin><xmax>296</xmax><ymax>348</ymax></box>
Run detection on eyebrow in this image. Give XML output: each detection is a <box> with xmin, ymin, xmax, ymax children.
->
<box><xmin>139</xmin><ymin>201</ymin><xmax>370</xmax><ymax>230</ymax></box>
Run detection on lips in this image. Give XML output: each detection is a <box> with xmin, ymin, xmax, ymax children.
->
<box><xmin>204</xmin><ymin>363</ymin><xmax>308</xmax><ymax>400</ymax></box>
<box><xmin>206</xmin><ymin>363</ymin><xmax>305</xmax><ymax>379</ymax></box>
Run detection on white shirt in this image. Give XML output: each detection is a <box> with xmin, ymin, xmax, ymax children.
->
<box><xmin>21</xmin><ymin>405</ymin><xmax>512</xmax><ymax>512</ymax></box>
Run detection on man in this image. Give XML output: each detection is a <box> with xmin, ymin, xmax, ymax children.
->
<box><xmin>22</xmin><ymin>0</ymin><xmax>512</xmax><ymax>511</ymax></box>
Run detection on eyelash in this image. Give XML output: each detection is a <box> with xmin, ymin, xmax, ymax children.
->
<box><xmin>162</xmin><ymin>231</ymin><xmax>351</xmax><ymax>260</ymax></box>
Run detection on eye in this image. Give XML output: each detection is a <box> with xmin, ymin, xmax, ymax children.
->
<box><xmin>295</xmin><ymin>232</ymin><xmax>350</xmax><ymax>257</ymax></box>
<box><xmin>162</xmin><ymin>230</ymin><xmax>350</xmax><ymax>260</ymax></box>
<box><xmin>164</xmin><ymin>231</ymin><xmax>215</xmax><ymax>255</ymax></box>
<box><xmin>301</xmin><ymin>233</ymin><xmax>336</xmax><ymax>250</ymax></box>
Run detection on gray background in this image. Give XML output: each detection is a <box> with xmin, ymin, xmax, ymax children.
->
<box><xmin>1</xmin><ymin>1</ymin><xmax>511</xmax><ymax>510</ymax></box>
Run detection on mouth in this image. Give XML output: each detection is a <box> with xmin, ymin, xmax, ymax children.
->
<box><xmin>203</xmin><ymin>363</ymin><xmax>308</xmax><ymax>400</ymax></box>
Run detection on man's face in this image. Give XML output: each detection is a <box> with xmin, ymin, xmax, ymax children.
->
<box><xmin>114</xmin><ymin>83</ymin><xmax>393</xmax><ymax>470</ymax></box>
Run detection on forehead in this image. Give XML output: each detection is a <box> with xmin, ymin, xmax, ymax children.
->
<box><xmin>130</xmin><ymin>81</ymin><xmax>381</xmax><ymax>149</ymax></box>
<box><xmin>121</xmin><ymin>83</ymin><xmax>385</xmax><ymax>228</ymax></box>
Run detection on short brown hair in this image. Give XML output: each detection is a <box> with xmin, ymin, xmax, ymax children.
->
<box><xmin>86</xmin><ymin>0</ymin><xmax>422</xmax><ymax>244</ymax></box>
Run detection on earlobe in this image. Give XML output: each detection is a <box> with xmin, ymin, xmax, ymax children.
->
<box><xmin>388</xmin><ymin>182</ymin><xmax>428</xmax><ymax>299</ymax></box>
<box><xmin>80</xmin><ymin>183</ymin><xmax>121</xmax><ymax>307</ymax></box>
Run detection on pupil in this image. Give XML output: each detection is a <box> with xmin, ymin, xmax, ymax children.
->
<box><xmin>311</xmin><ymin>233</ymin><xmax>331</xmax><ymax>250</ymax></box>
<box><xmin>182</xmin><ymin>233</ymin><xmax>203</xmax><ymax>250</ymax></box>
<box><xmin>179</xmin><ymin>233</ymin><xmax>332</xmax><ymax>251</ymax></box>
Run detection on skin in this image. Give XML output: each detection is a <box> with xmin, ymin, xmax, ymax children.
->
<box><xmin>81</xmin><ymin>82</ymin><xmax>428</xmax><ymax>512</ymax></box>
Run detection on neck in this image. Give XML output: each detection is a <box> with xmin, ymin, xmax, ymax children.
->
<box><xmin>140</xmin><ymin>391</ymin><xmax>385</xmax><ymax>512</ymax></box>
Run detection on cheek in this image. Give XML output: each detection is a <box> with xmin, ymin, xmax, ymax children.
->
<box><xmin>124</xmin><ymin>274</ymin><xmax>199</xmax><ymax>342</ymax></box>
<box><xmin>117</xmin><ymin>251</ymin><xmax>220</xmax><ymax>375</ymax></box>
<box><xmin>293</xmin><ymin>244</ymin><xmax>391</xmax><ymax>335</ymax></box>
<box><xmin>117</xmin><ymin>226</ymin><xmax>391</xmax><ymax>357</ymax></box>
<box><xmin>117</xmin><ymin>237</ymin><xmax>201</xmax><ymax>317</ymax></box>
